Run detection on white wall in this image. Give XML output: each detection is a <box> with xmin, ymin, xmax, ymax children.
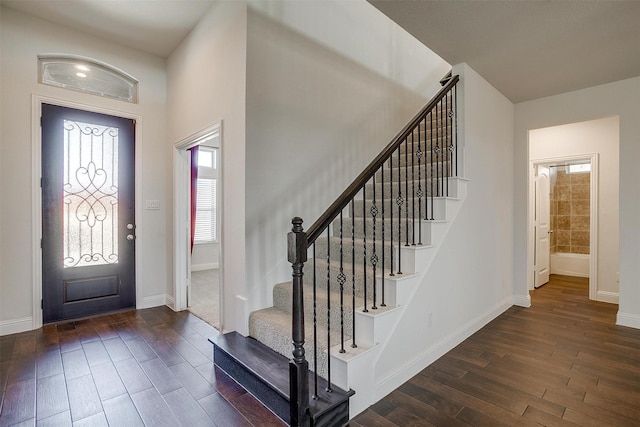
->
<box><xmin>514</xmin><ymin>77</ymin><xmax>640</xmax><ymax>329</ymax></box>
<box><xmin>0</xmin><ymin>6</ymin><xmax>169</xmax><ymax>334</ymax></box>
<box><xmin>166</xmin><ymin>1</ymin><xmax>247</xmax><ymax>333</ymax></box>
<box><xmin>245</xmin><ymin>0</ymin><xmax>450</xmax><ymax>314</ymax></box>
<box><xmin>191</xmin><ymin>243</ymin><xmax>219</xmax><ymax>271</ymax></box>
<box><xmin>530</xmin><ymin>117</ymin><xmax>619</xmax><ymax>298</ymax></box>
<box><xmin>374</xmin><ymin>63</ymin><xmax>516</xmax><ymax>393</ymax></box>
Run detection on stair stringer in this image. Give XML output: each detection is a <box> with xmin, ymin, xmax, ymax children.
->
<box><xmin>326</xmin><ymin>177</ymin><xmax>469</xmax><ymax>417</ymax></box>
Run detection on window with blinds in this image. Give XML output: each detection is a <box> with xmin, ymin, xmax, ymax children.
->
<box><xmin>194</xmin><ymin>146</ymin><xmax>217</xmax><ymax>244</ymax></box>
<box><xmin>195</xmin><ymin>178</ymin><xmax>216</xmax><ymax>243</ymax></box>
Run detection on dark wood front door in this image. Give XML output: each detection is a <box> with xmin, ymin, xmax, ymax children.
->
<box><xmin>41</xmin><ymin>104</ymin><xmax>136</xmax><ymax>323</ymax></box>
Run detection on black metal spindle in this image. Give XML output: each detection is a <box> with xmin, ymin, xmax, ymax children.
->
<box><xmin>325</xmin><ymin>227</ymin><xmax>332</xmax><ymax>391</ymax></box>
<box><xmin>404</xmin><ymin>138</ymin><xmax>409</xmax><ymax>247</ymax></box>
<box><xmin>362</xmin><ymin>186</ymin><xmax>368</xmax><ymax>313</ymax></box>
<box><xmin>371</xmin><ymin>175</ymin><xmax>378</xmax><ymax>310</ymax></box>
<box><xmin>454</xmin><ymin>85</ymin><xmax>458</xmax><ymax>177</ymax></box>
<box><xmin>351</xmin><ymin>199</ymin><xmax>357</xmax><ymax>348</ymax></box>
<box><xmin>381</xmin><ymin>164</ymin><xmax>386</xmax><ymax>306</ymax></box>
<box><xmin>429</xmin><ymin>112</ymin><xmax>435</xmax><ymax>220</ymax></box>
<box><xmin>338</xmin><ymin>212</ymin><xmax>345</xmax><ymax>353</ymax></box>
<box><xmin>416</xmin><ymin>122</ymin><xmax>423</xmax><ymax>245</ymax></box>
<box><xmin>389</xmin><ymin>158</ymin><xmax>395</xmax><ymax>277</ymax></box>
<box><xmin>446</xmin><ymin>95</ymin><xmax>451</xmax><ymax>197</ymax></box>
<box><xmin>312</xmin><ymin>244</ymin><xmax>318</xmax><ymax>399</ymax></box>
<box><xmin>397</xmin><ymin>149</ymin><xmax>403</xmax><ymax>274</ymax></box>
<box><xmin>411</xmin><ymin>132</ymin><xmax>416</xmax><ymax>245</ymax></box>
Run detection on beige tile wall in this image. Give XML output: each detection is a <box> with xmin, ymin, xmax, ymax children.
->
<box><xmin>550</xmin><ymin>170</ymin><xmax>590</xmax><ymax>254</ymax></box>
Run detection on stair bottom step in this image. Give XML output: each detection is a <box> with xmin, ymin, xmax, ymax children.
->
<box><xmin>211</xmin><ymin>332</ymin><xmax>354</xmax><ymax>426</ymax></box>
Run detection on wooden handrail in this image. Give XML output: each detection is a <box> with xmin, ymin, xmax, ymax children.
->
<box><xmin>305</xmin><ymin>74</ymin><xmax>459</xmax><ymax>245</ymax></box>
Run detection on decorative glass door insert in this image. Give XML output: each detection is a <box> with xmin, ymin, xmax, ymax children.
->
<box><xmin>63</xmin><ymin>119</ymin><xmax>119</xmax><ymax>268</ymax></box>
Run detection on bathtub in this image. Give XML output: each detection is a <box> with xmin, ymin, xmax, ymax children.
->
<box><xmin>550</xmin><ymin>252</ymin><xmax>590</xmax><ymax>277</ymax></box>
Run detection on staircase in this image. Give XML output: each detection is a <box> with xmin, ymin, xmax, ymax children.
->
<box><xmin>212</xmin><ymin>75</ymin><xmax>465</xmax><ymax>425</ymax></box>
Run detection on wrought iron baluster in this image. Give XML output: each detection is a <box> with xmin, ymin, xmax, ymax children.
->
<box><xmin>312</xmin><ymin>243</ymin><xmax>318</xmax><ymax>399</ymax></box>
<box><xmin>371</xmin><ymin>176</ymin><xmax>378</xmax><ymax>310</ymax></box>
<box><xmin>446</xmin><ymin>94</ymin><xmax>451</xmax><ymax>197</ymax></box>
<box><xmin>454</xmin><ymin>85</ymin><xmax>458</xmax><ymax>177</ymax></box>
<box><xmin>338</xmin><ymin>212</ymin><xmax>345</xmax><ymax>353</ymax></box>
<box><xmin>362</xmin><ymin>186</ymin><xmax>368</xmax><ymax>313</ymax></box>
<box><xmin>429</xmin><ymin>112</ymin><xmax>435</xmax><ymax>220</ymax></box>
<box><xmin>325</xmin><ymin>227</ymin><xmax>332</xmax><ymax>391</ymax></box>
<box><xmin>404</xmin><ymin>138</ymin><xmax>409</xmax><ymax>247</ymax></box>
<box><xmin>396</xmin><ymin>148</ymin><xmax>403</xmax><ymax>274</ymax></box>
<box><xmin>411</xmin><ymin>132</ymin><xmax>416</xmax><ymax>245</ymax></box>
<box><xmin>389</xmin><ymin>158</ymin><xmax>395</xmax><ymax>277</ymax></box>
<box><xmin>381</xmin><ymin>164</ymin><xmax>386</xmax><ymax>306</ymax></box>
<box><xmin>351</xmin><ymin>199</ymin><xmax>357</xmax><ymax>348</ymax></box>
<box><xmin>416</xmin><ymin>121</ymin><xmax>423</xmax><ymax>245</ymax></box>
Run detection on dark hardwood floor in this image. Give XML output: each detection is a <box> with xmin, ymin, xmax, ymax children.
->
<box><xmin>1</xmin><ymin>275</ymin><xmax>638</xmax><ymax>426</ymax></box>
<box><xmin>352</xmin><ymin>275</ymin><xmax>640</xmax><ymax>426</ymax></box>
<box><xmin>0</xmin><ymin>306</ymin><xmax>285</xmax><ymax>426</ymax></box>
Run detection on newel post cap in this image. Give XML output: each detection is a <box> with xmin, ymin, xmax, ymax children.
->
<box><xmin>288</xmin><ymin>217</ymin><xmax>307</xmax><ymax>264</ymax></box>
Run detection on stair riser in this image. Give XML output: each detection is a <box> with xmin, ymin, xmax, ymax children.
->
<box><xmin>314</xmin><ymin>237</ymin><xmax>396</xmax><ymax>270</ymax></box>
<box><xmin>249</xmin><ymin>314</ymin><xmax>333</xmax><ymax>379</ymax></box>
<box><xmin>302</xmin><ymin>262</ymin><xmax>383</xmax><ymax>299</ymax></box>
<box><xmin>332</xmin><ymin>217</ymin><xmax>431</xmax><ymax>245</ymax></box>
<box><xmin>273</xmin><ymin>284</ymin><xmax>358</xmax><ymax>340</ymax></box>
<box><xmin>350</xmin><ymin>197</ymin><xmax>441</xmax><ymax>222</ymax></box>
<box><xmin>374</xmin><ymin>162</ymin><xmax>453</xmax><ymax>183</ymax></box>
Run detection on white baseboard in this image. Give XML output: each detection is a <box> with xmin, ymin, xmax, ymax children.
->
<box><xmin>617</xmin><ymin>311</ymin><xmax>640</xmax><ymax>329</ymax></box>
<box><xmin>512</xmin><ymin>293</ymin><xmax>531</xmax><ymax>308</ymax></box>
<box><xmin>596</xmin><ymin>290</ymin><xmax>619</xmax><ymax>304</ymax></box>
<box><xmin>191</xmin><ymin>263</ymin><xmax>218</xmax><ymax>272</ymax></box>
<box><xmin>166</xmin><ymin>295</ymin><xmax>176</xmax><ymax>310</ymax></box>
<box><xmin>0</xmin><ymin>316</ymin><xmax>33</xmax><ymax>336</ymax></box>
<box><xmin>374</xmin><ymin>296</ymin><xmax>512</xmax><ymax>401</ymax></box>
<box><xmin>139</xmin><ymin>294</ymin><xmax>171</xmax><ymax>309</ymax></box>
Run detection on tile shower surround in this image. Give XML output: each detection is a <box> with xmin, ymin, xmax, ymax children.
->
<box><xmin>550</xmin><ymin>170</ymin><xmax>590</xmax><ymax>254</ymax></box>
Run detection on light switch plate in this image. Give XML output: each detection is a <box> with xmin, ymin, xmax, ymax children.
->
<box><xmin>146</xmin><ymin>200</ymin><xmax>160</xmax><ymax>210</ymax></box>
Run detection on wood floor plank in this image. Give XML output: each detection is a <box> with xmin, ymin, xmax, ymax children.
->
<box><xmin>162</xmin><ymin>387</ymin><xmax>215</xmax><ymax>427</ymax></box>
<box><xmin>0</xmin><ymin>379</ymin><xmax>35</xmax><ymax>426</ymax></box>
<box><xmin>197</xmin><ymin>392</ymin><xmax>251</xmax><ymax>427</ymax></box>
<box><xmin>60</xmin><ymin>349</ymin><xmax>90</xmax><ymax>380</ymax></box>
<box><xmin>66</xmin><ymin>374</ymin><xmax>102</xmax><ymax>422</ymax></box>
<box><xmin>36</xmin><ymin>410</ymin><xmax>72</xmax><ymax>426</ymax></box>
<box><xmin>139</xmin><ymin>358</ymin><xmax>181</xmax><ymax>395</ymax></box>
<box><xmin>90</xmin><ymin>362</ymin><xmax>127</xmax><ymax>402</ymax></box>
<box><xmin>101</xmin><ymin>394</ymin><xmax>144</xmax><ymax>427</ymax></box>
<box><xmin>168</xmin><ymin>361</ymin><xmax>216</xmax><ymax>400</ymax></box>
<box><xmin>130</xmin><ymin>388</ymin><xmax>180</xmax><ymax>427</ymax></box>
<box><xmin>35</xmin><ymin>374</ymin><xmax>69</xmax><ymax>420</ymax></box>
<box><xmin>102</xmin><ymin>338</ymin><xmax>133</xmax><ymax>363</ymax></box>
<box><xmin>113</xmin><ymin>358</ymin><xmax>153</xmax><ymax>395</ymax></box>
<box><xmin>36</xmin><ymin>349</ymin><xmax>63</xmax><ymax>379</ymax></box>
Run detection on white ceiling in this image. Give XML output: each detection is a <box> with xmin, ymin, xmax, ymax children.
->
<box><xmin>1</xmin><ymin>0</ymin><xmax>216</xmax><ymax>58</ymax></box>
<box><xmin>2</xmin><ymin>0</ymin><xmax>638</xmax><ymax>102</ymax></box>
<box><xmin>369</xmin><ymin>0</ymin><xmax>640</xmax><ymax>102</ymax></box>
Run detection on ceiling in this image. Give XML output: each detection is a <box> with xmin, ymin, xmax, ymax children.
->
<box><xmin>369</xmin><ymin>0</ymin><xmax>640</xmax><ymax>102</ymax></box>
<box><xmin>0</xmin><ymin>0</ymin><xmax>216</xmax><ymax>58</ymax></box>
<box><xmin>2</xmin><ymin>0</ymin><xmax>638</xmax><ymax>102</ymax></box>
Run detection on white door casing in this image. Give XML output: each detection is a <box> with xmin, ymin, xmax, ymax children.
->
<box><xmin>535</xmin><ymin>166</ymin><xmax>550</xmax><ymax>288</ymax></box>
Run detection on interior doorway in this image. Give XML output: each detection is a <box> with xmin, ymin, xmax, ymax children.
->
<box><xmin>528</xmin><ymin>116</ymin><xmax>619</xmax><ymax>305</ymax></box>
<box><xmin>173</xmin><ymin>124</ymin><xmax>222</xmax><ymax>330</ymax></box>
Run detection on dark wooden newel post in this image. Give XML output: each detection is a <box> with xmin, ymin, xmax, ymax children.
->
<box><xmin>288</xmin><ymin>217</ymin><xmax>310</xmax><ymax>426</ymax></box>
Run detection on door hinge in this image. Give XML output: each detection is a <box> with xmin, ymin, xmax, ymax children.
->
<box><xmin>40</xmin><ymin>238</ymin><xmax>43</xmax><ymax>249</ymax></box>
<box><xmin>41</xmin><ymin>299</ymin><xmax>43</xmax><ymax>309</ymax></box>
<box><xmin>40</xmin><ymin>177</ymin><xmax>43</xmax><ymax>188</ymax></box>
